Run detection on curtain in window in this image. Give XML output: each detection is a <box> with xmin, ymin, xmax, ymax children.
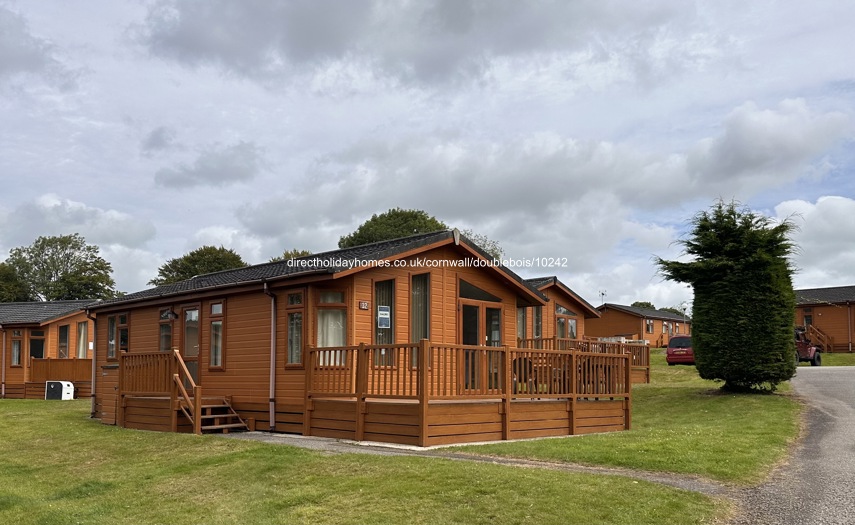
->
<box><xmin>317</xmin><ymin>309</ymin><xmax>346</xmax><ymax>365</ymax></box>
<box><xmin>77</xmin><ymin>322</ymin><xmax>88</xmax><ymax>358</ymax></box>
<box><xmin>411</xmin><ymin>274</ymin><xmax>429</xmax><ymax>342</ymax></box>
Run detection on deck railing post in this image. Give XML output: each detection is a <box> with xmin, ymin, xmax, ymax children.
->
<box><xmin>193</xmin><ymin>384</ymin><xmax>202</xmax><ymax>435</ymax></box>
<box><xmin>418</xmin><ymin>339</ymin><xmax>430</xmax><ymax>447</ymax></box>
<box><xmin>303</xmin><ymin>346</ymin><xmax>314</xmax><ymax>436</ymax></box>
<box><xmin>624</xmin><ymin>353</ymin><xmax>632</xmax><ymax>431</ymax></box>
<box><xmin>355</xmin><ymin>343</ymin><xmax>367</xmax><ymax>441</ymax></box>
<box><xmin>569</xmin><ymin>350</ymin><xmax>576</xmax><ymax>435</ymax></box>
<box><xmin>117</xmin><ymin>353</ymin><xmax>125</xmax><ymax>428</ymax></box>
<box><xmin>502</xmin><ymin>346</ymin><xmax>511</xmax><ymax>440</ymax></box>
<box><xmin>170</xmin><ymin>349</ymin><xmax>178</xmax><ymax>431</ymax></box>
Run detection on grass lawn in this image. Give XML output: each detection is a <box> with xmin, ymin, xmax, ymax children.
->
<box><xmin>0</xmin><ymin>399</ymin><xmax>720</xmax><ymax>525</ymax></box>
<box><xmin>810</xmin><ymin>352</ymin><xmax>855</xmax><ymax>366</ymax></box>
<box><xmin>457</xmin><ymin>352</ymin><xmax>801</xmax><ymax>485</ymax></box>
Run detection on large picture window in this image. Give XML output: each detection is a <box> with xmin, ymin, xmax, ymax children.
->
<box><xmin>556</xmin><ymin>304</ymin><xmax>577</xmax><ymax>339</ymax></box>
<box><xmin>374</xmin><ymin>279</ymin><xmax>394</xmax><ymax>366</ymax></box>
<box><xmin>209</xmin><ymin>302</ymin><xmax>224</xmax><ymax>369</ymax></box>
<box><xmin>77</xmin><ymin>321</ymin><xmax>88</xmax><ymax>358</ymax></box>
<box><xmin>317</xmin><ymin>290</ymin><xmax>346</xmax><ymax>366</ymax></box>
<box><xmin>11</xmin><ymin>338</ymin><xmax>22</xmax><ymax>366</ymax></box>
<box><xmin>106</xmin><ymin>314</ymin><xmax>129</xmax><ymax>359</ymax></box>
<box><xmin>159</xmin><ymin>309</ymin><xmax>173</xmax><ymax>353</ymax></box>
<box><xmin>286</xmin><ymin>292</ymin><xmax>304</xmax><ymax>366</ymax></box>
<box><xmin>58</xmin><ymin>325</ymin><xmax>70</xmax><ymax>358</ymax></box>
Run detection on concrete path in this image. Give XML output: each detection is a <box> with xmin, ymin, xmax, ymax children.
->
<box><xmin>728</xmin><ymin>366</ymin><xmax>855</xmax><ymax>525</ymax></box>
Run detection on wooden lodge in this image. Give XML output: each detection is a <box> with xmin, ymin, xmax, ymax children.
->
<box><xmin>0</xmin><ymin>300</ymin><xmax>95</xmax><ymax>399</ymax></box>
<box><xmin>586</xmin><ymin>303</ymin><xmax>692</xmax><ymax>349</ymax></box>
<box><xmin>795</xmin><ymin>286</ymin><xmax>855</xmax><ymax>353</ymax></box>
<box><xmin>522</xmin><ymin>277</ymin><xmax>650</xmax><ymax>383</ymax></box>
<box><xmin>89</xmin><ymin>230</ymin><xmax>647</xmax><ymax>446</ymax></box>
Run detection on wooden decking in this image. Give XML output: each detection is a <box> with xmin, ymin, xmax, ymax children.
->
<box><xmin>115</xmin><ymin>341</ymin><xmax>637</xmax><ymax>446</ymax></box>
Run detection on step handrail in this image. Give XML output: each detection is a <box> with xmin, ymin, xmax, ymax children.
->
<box><xmin>171</xmin><ymin>349</ymin><xmax>202</xmax><ymax>435</ymax></box>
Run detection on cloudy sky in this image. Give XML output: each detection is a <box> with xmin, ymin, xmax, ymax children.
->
<box><xmin>2</xmin><ymin>1</ymin><xmax>854</xmax><ymax>311</ymax></box>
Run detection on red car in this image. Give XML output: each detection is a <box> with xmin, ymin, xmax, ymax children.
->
<box><xmin>666</xmin><ymin>335</ymin><xmax>694</xmax><ymax>365</ymax></box>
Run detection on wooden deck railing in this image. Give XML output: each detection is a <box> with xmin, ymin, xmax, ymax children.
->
<box><xmin>518</xmin><ymin>337</ymin><xmax>649</xmax><ymax>380</ymax></box>
<box><xmin>306</xmin><ymin>341</ymin><xmax>631</xmax><ymax>402</ymax></box>
<box><xmin>806</xmin><ymin>324</ymin><xmax>835</xmax><ymax>353</ymax></box>
<box><xmin>118</xmin><ymin>351</ymin><xmax>202</xmax><ymax>434</ymax></box>
<box><xmin>30</xmin><ymin>358</ymin><xmax>92</xmax><ymax>383</ymax></box>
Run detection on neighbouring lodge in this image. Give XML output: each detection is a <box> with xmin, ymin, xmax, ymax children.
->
<box><xmin>0</xmin><ymin>300</ymin><xmax>95</xmax><ymax>399</ymax></box>
<box><xmin>82</xmin><ymin>230</ymin><xmax>647</xmax><ymax>446</ymax></box>
<box><xmin>586</xmin><ymin>303</ymin><xmax>692</xmax><ymax>348</ymax></box>
<box><xmin>795</xmin><ymin>286</ymin><xmax>855</xmax><ymax>353</ymax></box>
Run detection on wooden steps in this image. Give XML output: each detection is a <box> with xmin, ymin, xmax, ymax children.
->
<box><xmin>178</xmin><ymin>398</ymin><xmax>248</xmax><ymax>434</ymax></box>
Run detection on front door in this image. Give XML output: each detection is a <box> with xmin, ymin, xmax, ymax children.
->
<box><xmin>460</xmin><ymin>301</ymin><xmax>502</xmax><ymax>390</ymax></box>
<box><xmin>182</xmin><ymin>307</ymin><xmax>200</xmax><ymax>385</ymax></box>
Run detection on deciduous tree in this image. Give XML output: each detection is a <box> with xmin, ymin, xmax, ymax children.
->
<box><xmin>149</xmin><ymin>246</ymin><xmax>247</xmax><ymax>286</ymax></box>
<box><xmin>338</xmin><ymin>208</ymin><xmax>447</xmax><ymax>248</ymax></box>
<box><xmin>269</xmin><ymin>249</ymin><xmax>312</xmax><ymax>262</ymax></box>
<box><xmin>6</xmin><ymin>234</ymin><xmax>117</xmax><ymax>300</ymax></box>
<box><xmin>0</xmin><ymin>262</ymin><xmax>33</xmax><ymax>302</ymax></box>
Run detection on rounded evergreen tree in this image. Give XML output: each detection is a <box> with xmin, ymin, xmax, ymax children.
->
<box><xmin>656</xmin><ymin>201</ymin><xmax>797</xmax><ymax>391</ymax></box>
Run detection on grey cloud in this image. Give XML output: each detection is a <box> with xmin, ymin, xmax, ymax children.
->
<box><xmin>154</xmin><ymin>141</ymin><xmax>264</xmax><ymax>188</ymax></box>
<box><xmin>1</xmin><ymin>195</ymin><xmax>156</xmax><ymax>250</ymax></box>
<box><xmin>135</xmin><ymin>0</ymin><xmax>701</xmax><ymax>87</ymax></box>
<box><xmin>0</xmin><ymin>6</ymin><xmax>53</xmax><ymax>78</ymax></box>
<box><xmin>687</xmin><ymin>99</ymin><xmax>849</xmax><ymax>190</ymax></box>
<box><xmin>141</xmin><ymin>126</ymin><xmax>179</xmax><ymax>155</ymax></box>
<box><xmin>236</xmin><ymin>99</ymin><xmax>848</xmax><ymax>253</ymax></box>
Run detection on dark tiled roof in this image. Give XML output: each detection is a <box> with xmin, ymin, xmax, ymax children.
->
<box><xmin>525</xmin><ymin>276</ymin><xmax>555</xmax><ymax>289</ymax></box>
<box><xmin>0</xmin><ymin>300</ymin><xmax>95</xmax><ymax>325</ymax></box>
<box><xmin>92</xmin><ymin>230</ymin><xmax>546</xmax><ymax>309</ymax></box>
<box><xmin>598</xmin><ymin>303</ymin><xmax>689</xmax><ymax>322</ymax></box>
<box><xmin>795</xmin><ymin>286</ymin><xmax>855</xmax><ymax>305</ymax></box>
<box><xmin>525</xmin><ymin>276</ymin><xmax>599</xmax><ymax>317</ymax></box>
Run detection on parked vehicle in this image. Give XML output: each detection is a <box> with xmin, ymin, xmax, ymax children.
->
<box><xmin>795</xmin><ymin>327</ymin><xmax>822</xmax><ymax>366</ymax></box>
<box><xmin>666</xmin><ymin>335</ymin><xmax>694</xmax><ymax>365</ymax></box>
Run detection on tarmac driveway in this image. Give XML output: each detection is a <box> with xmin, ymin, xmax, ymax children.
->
<box><xmin>729</xmin><ymin>366</ymin><xmax>855</xmax><ymax>525</ymax></box>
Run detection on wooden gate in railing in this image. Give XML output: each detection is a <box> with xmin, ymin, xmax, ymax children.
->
<box><xmin>118</xmin><ymin>350</ymin><xmax>202</xmax><ymax>434</ymax></box>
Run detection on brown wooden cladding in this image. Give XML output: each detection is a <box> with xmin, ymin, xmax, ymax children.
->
<box><xmin>795</xmin><ymin>304</ymin><xmax>854</xmax><ymax>352</ymax></box>
<box><xmin>122</xmin><ymin>397</ymin><xmax>173</xmax><ymax>432</ymax></box>
<box><xmin>304</xmin><ymin>397</ymin><xmax>629</xmax><ymax>446</ymax></box>
<box><xmin>1</xmin><ymin>313</ymin><xmax>94</xmax><ymax>396</ymax></box>
<box><xmin>23</xmin><ymin>381</ymin><xmax>91</xmax><ymax>400</ymax></box>
<box><xmin>586</xmin><ymin>308</ymin><xmax>690</xmax><ymax>347</ymax></box>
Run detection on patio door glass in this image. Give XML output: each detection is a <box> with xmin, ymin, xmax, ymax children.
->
<box><xmin>461</xmin><ymin>302</ymin><xmax>502</xmax><ymax>390</ymax></box>
<box><xmin>183</xmin><ymin>307</ymin><xmax>200</xmax><ymax>385</ymax></box>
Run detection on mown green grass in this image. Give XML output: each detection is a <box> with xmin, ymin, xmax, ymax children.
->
<box><xmin>0</xmin><ymin>399</ymin><xmax>721</xmax><ymax>525</ymax></box>
<box><xmin>810</xmin><ymin>352</ymin><xmax>855</xmax><ymax>366</ymax></box>
<box><xmin>458</xmin><ymin>352</ymin><xmax>801</xmax><ymax>484</ymax></box>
